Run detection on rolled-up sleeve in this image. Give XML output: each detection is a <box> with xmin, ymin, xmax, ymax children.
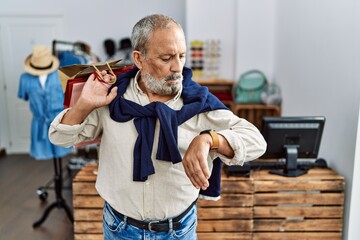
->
<box><xmin>49</xmin><ymin>108</ymin><xmax>103</xmax><ymax>147</ymax></box>
<box><xmin>205</xmin><ymin>110</ymin><xmax>267</xmax><ymax>166</ymax></box>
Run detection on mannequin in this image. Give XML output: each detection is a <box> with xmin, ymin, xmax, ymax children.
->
<box><xmin>18</xmin><ymin>45</ymin><xmax>73</xmax><ymax>227</ymax></box>
<box><xmin>18</xmin><ymin>45</ymin><xmax>72</xmax><ymax>160</ymax></box>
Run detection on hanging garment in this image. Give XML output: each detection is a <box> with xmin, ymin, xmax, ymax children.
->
<box><xmin>18</xmin><ymin>71</ymin><xmax>73</xmax><ymax>160</ymax></box>
<box><xmin>57</xmin><ymin>50</ymin><xmax>87</xmax><ymax>67</ymax></box>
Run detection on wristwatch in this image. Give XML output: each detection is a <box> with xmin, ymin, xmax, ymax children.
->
<box><xmin>200</xmin><ymin>129</ymin><xmax>219</xmax><ymax>152</ymax></box>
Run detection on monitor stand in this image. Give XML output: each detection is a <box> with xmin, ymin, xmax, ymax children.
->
<box><xmin>270</xmin><ymin>145</ymin><xmax>308</xmax><ymax>177</ymax></box>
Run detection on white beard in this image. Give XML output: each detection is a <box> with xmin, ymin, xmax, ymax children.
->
<box><xmin>142</xmin><ymin>71</ymin><xmax>183</xmax><ymax>95</ymax></box>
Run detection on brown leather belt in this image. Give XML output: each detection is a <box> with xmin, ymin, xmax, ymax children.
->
<box><xmin>110</xmin><ymin>200</ymin><xmax>196</xmax><ymax>232</ymax></box>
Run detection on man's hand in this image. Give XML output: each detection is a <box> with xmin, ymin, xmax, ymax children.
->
<box><xmin>182</xmin><ymin>134</ymin><xmax>212</xmax><ymax>190</ymax></box>
<box><xmin>61</xmin><ymin>70</ymin><xmax>117</xmax><ymax>125</ymax></box>
<box><xmin>78</xmin><ymin>70</ymin><xmax>118</xmax><ymax>110</ymax></box>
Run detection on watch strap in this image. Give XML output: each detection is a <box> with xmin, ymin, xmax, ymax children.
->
<box><xmin>200</xmin><ymin>129</ymin><xmax>219</xmax><ymax>152</ymax></box>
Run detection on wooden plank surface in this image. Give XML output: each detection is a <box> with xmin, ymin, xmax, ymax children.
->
<box><xmin>254</xmin><ymin>206</ymin><xmax>343</xmax><ymax>218</ymax></box>
<box><xmin>198</xmin><ymin>193</ymin><xmax>253</xmax><ymax>207</ymax></box>
<box><xmin>74</xmin><ymin>234</ymin><xmax>104</xmax><ymax>240</ymax></box>
<box><xmin>73</xmin><ymin>164</ymin><xmax>98</xmax><ymax>182</ymax></box>
<box><xmin>254</xmin><ymin>193</ymin><xmax>344</xmax><ymax>206</ymax></box>
<box><xmin>253</xmin><ymin>219</ymin><xmax>343</xmax><ymax>232</ymax></box>
<box><xmin>251</xmin><ymin>168</ymin><xmax>344</xmax><ymax>181</ymax></box>
<box><xmin>194</xmin><ymin>78</ymin><xmax>233</xmax><ymax>86</ymax></box>
<box><xmin>253</xmin><ymin>232</ymin><xmax>342</xmax><ymax>240</ymax></box>
<box><xmin>198</xmin><ymin>232</ymin><xmax>252</xmax><ymax>240</ymax></box>
<box><xmin>221</xmin><ymin>168</ymin><xmax>250</xmax><ymax>180</ymax></box>
<box><xmin>254</xmin><ymin>180</ymin><xmax>344</xmax><ymax>192</ymax></box>
<box><xmin>73</xmin><ymin>175</ymin><xmax>97</xmax><ymax>182</ymax></box>
<box><xmin>73</xmin><ymin>195</ymin><xmax>104</xmax><ymax>208</ymax></box>
<box><xmin>73</xmin><ymin>182</ymin><xmax>99</xmax><ymax>195</ymax></box>
<box><xmin>197</xmin><ymin>207</ymin><xmax>253</xmax><ymax>220</ymax></box>
<box><xmin>221</xmin><ymin>179</ymin><xmax>253</xmax><ymax>193</ymax></box>
<box><xmin>197</xmin><ymin>219</ymin><xmax>252</xmax><ymax>232</ymax></box>
<box><xmin>74</xmin><ymin>221</ymin><xmax>103</xmax><ymax>234</ymax></box>
<box><xmin>74</xmin><ymin>209</ymin><xmax>102</xmax><ymax>221</ymax></box>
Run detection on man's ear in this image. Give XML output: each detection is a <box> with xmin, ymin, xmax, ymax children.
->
<box><xmin>132</xmin><ymin>50</ymin><xmax>143</xmax><ymax>69</ymax></box>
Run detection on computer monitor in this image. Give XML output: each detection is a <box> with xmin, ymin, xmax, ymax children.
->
<box><xmin>260</xmin><ymin>116</ymin><xmax>325</xmax><ymax>177</ymax></box>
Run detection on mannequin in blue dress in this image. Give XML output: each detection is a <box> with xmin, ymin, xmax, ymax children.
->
<box><xmin>19</xmin><ymin>45</ymin><xmax>74</xmax><ymax>227</ymax></box>
<box><xmin>18</xmin><ymin>45</ymin><xmax>72</xmax><ymax>159</ymax></box>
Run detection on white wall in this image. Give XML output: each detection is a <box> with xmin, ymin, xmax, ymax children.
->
<box><xmin>349</xmin><ymin>105</ymin><xmax>360</xmax><ymax>239</ymax></box>
<box><xmin>185</xmin><ymin>0</ymin><xmax>276</xmax><ymax>81</ymax></box>
<box><xmin>274</xmin><ymin>1</ymin><xmax>360</xmax><ymax>239</ymax></box>
<box><xmin>0</xmin><ymin>0</ymin><xmax>186</xmax><ymax>61</ymax></box>
<box><xmin>235</xmin><ymin>1</ymin><xmax>276</xmax><ymax>82</ymax></box>
<box><xmin>0</xmin><ymin>45</ymin><xmax>6</xmax><ymax>149</ymax></box>
<box><xmin>185</xmin><ymin>0</ymin><xmax>237</xmax><ymax>80</ymax></box>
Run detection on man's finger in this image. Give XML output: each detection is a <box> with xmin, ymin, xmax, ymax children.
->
<box><xmin>199</xmin><ymin>158</ymin><xmax>210</xmax><ymax>179</ymax></box>
<box><xmin>105</xmin><ymin>86</ymin><xmax>118</xmax><ymax>104</ymax></box>
<box><xmin>190</xmin><ymin>160</ymin><xmax>209</xmax><ymax>189</ymax></box>
<box><xmin>183</xmin><ymin>161</ymin><xmax>199</xmax><ymax>189</ymax></box>
<box><xmin>192</xmin><ymin>171</ymin><xmax>209</xmax><ymax>190</ymax></box>
<box><xmin>88</xmin><ymin>73</ymin><xmax>96</xmax><ymax>81</ymax></box>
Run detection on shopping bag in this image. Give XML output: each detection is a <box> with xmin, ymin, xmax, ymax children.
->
<box><xmin>59</xmin><ymin>60</ymin><xmax>133</xmax><ymax>147</ymax></box>
<box><xmin>63</xmin><ymin>78</ymin><xmax>86</xmax><ymax>108</ymax></box>
<box><xmin>60</xmin><ymin>60</ymin><xmax>133</xmax><ymax>108</ymax></box>
<box><xmin>59</xmin><ymin>59</ymin><xmax>125</xmax><ymax>92</ymax></box>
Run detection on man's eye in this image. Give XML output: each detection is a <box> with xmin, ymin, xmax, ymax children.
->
<box><xmin>162</xmin><ymin>57</ymin><xmax>171</xmax><ymax>62</ymax></box>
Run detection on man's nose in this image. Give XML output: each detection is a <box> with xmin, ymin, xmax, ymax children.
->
<box><xmin>171</xmin><ymin>56</ymin><xmax>183</xmax><ymax>72</ymax></box>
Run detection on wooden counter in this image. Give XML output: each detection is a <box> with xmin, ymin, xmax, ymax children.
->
<box><xmin>197</xmin><ymin>167</ymin><xmax>344</xmax><ymax>240</ymax></box>
<box><xmin>73</xmin><ymin>164</ymin><xmax>344</xmax><ymax>240</ymax></box>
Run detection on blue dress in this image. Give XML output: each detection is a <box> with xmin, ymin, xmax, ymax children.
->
<box><xmin>18</xmin><ymin>71</ymin><xmax>73</xmax><ymax>160</ymax></box>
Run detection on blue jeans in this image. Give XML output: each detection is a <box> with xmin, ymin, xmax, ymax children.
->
<box><xmin>102</xmin><ymin>202</ymin><xmax>198</xmax><ymax>240</ymax></box>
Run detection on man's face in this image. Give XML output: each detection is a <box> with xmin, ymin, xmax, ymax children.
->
<box><xmin>140</xmin><ymin>24</ymin><xmax>186</xmax><ymax>96</ymax></box>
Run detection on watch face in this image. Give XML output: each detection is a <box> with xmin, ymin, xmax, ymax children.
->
<box><xmin>210</xmin><ymin>147</ymin><xmax>219</xmax><ymax>152</ymax></box>
<box><xmin>200</xmin><ymin>129</ymin><xmax>212</xmax><ymax>135</ymax></box>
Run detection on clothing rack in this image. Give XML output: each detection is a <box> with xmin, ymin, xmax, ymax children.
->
<box><xmin>52</xmin><ymin>39</ymin><xmax>98</xmax><ymax>67</ymax></box>
<box><xmin>52</xmin><ymin>39</ymin><xmax>75</xmax><ymax>55</ymax></box>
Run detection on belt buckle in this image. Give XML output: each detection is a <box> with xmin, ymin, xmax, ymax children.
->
<box><xmin>148</xmin><ymin>220</ymin><xmax>160</xmax><ymax>232</ymax></box>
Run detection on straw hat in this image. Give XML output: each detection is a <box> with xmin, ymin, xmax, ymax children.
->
<box><xmin>24</xmin><ymin>45</ymin><xmax>59</xmax><ymax>76</ymax></box>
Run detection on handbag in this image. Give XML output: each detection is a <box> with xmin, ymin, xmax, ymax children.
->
<box><xmin>233</xmin><ymin>70</ymin><xmax>267</xmax><ymax>104</ymax></box>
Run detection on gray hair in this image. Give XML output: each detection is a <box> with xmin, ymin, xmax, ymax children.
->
<box><xmin>131</xmin><ymin>14</ymin><xmax>182</xmax><ymax>57</ymax></box>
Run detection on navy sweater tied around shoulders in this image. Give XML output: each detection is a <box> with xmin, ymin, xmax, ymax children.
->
<box><xmin>108</xmin><ymin>66</ymin><xmax>229</xmax><ymax>199</ymax></box>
